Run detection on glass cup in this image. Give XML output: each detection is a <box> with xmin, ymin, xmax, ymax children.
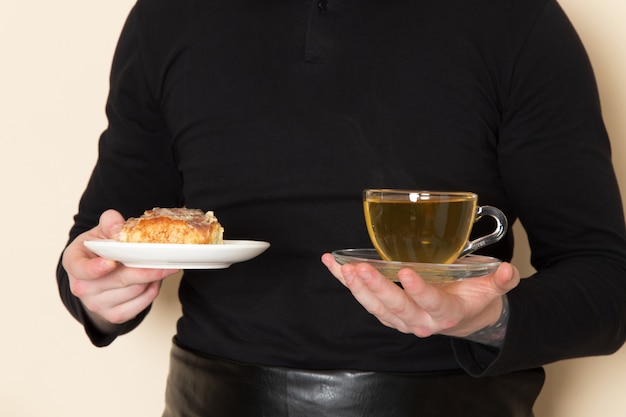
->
<box><xmin>363</xmin><ymin>189</ymin><xmax>507</xmax><ymax>264</ymax></box>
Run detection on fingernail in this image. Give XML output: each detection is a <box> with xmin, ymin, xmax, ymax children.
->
<box><xmin>110</xmin><ymin>223</ymin><xmax>122</xmax><ymax>235</ymax></box>
<box><xmin>400</xmin><ymin>273</ymin><xmax>414</xmax><ymax>285</ymax></box>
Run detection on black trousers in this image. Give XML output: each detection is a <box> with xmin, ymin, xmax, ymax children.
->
<box><xmin>163</xmin><ymin>340</ymin><xmax>544</xmax><ymax>417</ymax></box>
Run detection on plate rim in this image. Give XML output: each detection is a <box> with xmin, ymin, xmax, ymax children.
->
<box><xmin>332</xmin><ymin>248</ymin><xmax>501</xmax><ymax>268</ymax></box>
<box><xmin>84</xmin><ymin>239</ymin><xmax>270</xmax><ymax>249</ymax></box>
<box><xmin>331</xmin><ymin>248</ymin><xmax>501</xmax><ymax>282</ymax></box>
<box><xmin>83</xmin><ymin>239</ymin><xmax>270</xmax><ymax>269</ymax></box>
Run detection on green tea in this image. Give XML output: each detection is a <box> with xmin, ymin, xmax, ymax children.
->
<box><xmin>364</xmin><ymin>197</ymin><xmax>476</xmax><ymax>264</ymax></box>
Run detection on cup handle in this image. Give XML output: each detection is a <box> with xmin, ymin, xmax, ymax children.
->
<box><xmin>458</xmin><ymin>206</ymin><xmax>508</xmax><ymax>258</ymax></box>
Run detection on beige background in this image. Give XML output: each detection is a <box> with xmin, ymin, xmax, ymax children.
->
<box><xmin>1</xmin><ymin>0</ymin><xmax>625</xmax><ymax>415</ymax></box>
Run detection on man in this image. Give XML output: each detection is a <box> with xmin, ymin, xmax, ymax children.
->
<box><xmin>58</xmin><ymin>0</ymin><xmax>626</xmax><ymax>415</ymax></box>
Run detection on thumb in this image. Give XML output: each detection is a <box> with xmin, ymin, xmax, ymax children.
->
<box><xmin>492</xmin><ymin>262</ymin><xmax>520</xmax><ymax>293</ymax></box>
<box><xmin>99</xmin><ymin>209</ymin><xmax>126</xmax><ymax>240</ymax></box>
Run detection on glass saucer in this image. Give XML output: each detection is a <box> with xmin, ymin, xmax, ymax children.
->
<box><xmin>332</xmin><ymin>249</ymin><xmax>501</xmax><ymax>283</ymax></box>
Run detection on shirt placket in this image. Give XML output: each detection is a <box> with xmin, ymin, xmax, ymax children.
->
<box><xmin>304</xmin><ymin>0</ymin><xmax>336</xmax><ymax>63</ymax></box>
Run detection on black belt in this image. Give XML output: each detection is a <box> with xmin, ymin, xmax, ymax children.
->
<box><xmin>163</xmin><ymin>339</ymin><xmax>543</xmax><ymax>417</ymax></box>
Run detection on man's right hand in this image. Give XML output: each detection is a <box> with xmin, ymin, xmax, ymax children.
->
<box><xmin>62</xmin><ymin>209</ymin><xmax>179</xmax><ymax>334</ymax></box>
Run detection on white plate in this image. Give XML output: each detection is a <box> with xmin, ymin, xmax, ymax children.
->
<box><xmin>332</xmin><ymin>249</ymin><xmax>501</xmax><ymax>283</ymax></box>
<box><xmin>84</xmin><ymin>239</ymin><xmax>270</xmax><ymax>269</ymax></box>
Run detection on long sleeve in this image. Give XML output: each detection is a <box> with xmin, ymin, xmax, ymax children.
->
<box><xmin>56</xmin><ymin>3</ymin><xmax>183</xmax><ymax>346</ymax></box>
<box><xmin>57</xmin><ymin>0</ymin><xmax>626</xmax><ymax>374</ymax></box>
<box><xmin>453</xmin><ymin>0</ymin><xmax>626</xmax><ymax>376</ymax></box>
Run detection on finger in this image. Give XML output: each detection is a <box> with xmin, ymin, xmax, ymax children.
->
<box><xmin>392</xmin><ymin>269</ymin><xmax>456</xmax><ymax>335</ymax></box>
<box><xmin>343</xmin><ymin>263</ymin><xmax>418</xmax><ymax>330</ymax></box>
<box><xmin>79</xmin><ymin>266</ymin><xmax>176</xmax><ymax>296</ymax></box>
<box><xmin>81</xmin><ymin>281</ymin><xmax>150</xmax><ymax>315</ymax></box>
<box><xmin>492</xmin><ymin>262</ymin><xmax>520</xmax><ymax>293</ymax></box>
<box><xmin>88</xmin><ymin>281</ymin><xmax>162</xmax><ymax>324</ymax></box>
<box><xmin>115</xmin><ymin>266</ymin><xmax>179</xmax><ymax>287</ymax></box>
<box><xmin>321</xmin><ymin>253</ymin><xmax>347</xmax><ymax>285</ymax></box>
<box><xmin>397</xmin><ymin>268</ymin><xmax>448</xmax><ymax>313</ymax></box>
<box><xmin>62</xmin><ymin>210</ymin><xmax>125</xmax><ymax>280</ymax></box>
<box><xmin>63</xmin><ymin>240</ymin><xmax>118</xmax><ymax>282</ymax></box>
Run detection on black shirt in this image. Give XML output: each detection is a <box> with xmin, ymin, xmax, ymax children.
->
<box><xmin>58</xmin><ymin>0</ymin><xmax>626</xmax><ymax>376</ymax></box>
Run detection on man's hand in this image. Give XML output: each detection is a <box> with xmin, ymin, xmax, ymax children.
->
<box><xmin>321</xmin><ymin>253</ymin><xmax>519</xmax><ymax>343</ymax></box>
<box><xmin>62</xmin><ymin>209</ymin><xmax>179</xmax><ymax>334</ymax></box>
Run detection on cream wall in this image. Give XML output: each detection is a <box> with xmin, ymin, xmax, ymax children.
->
<box><xmin>0</xmin><ymin>1</ymin><xmax>624</xmax><ymax>416</ymax></box>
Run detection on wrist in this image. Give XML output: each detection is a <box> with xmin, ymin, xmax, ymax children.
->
<box><xmin>464</xmin><ymin>294</ymin><xmax>510</xmax><ymax>348</ymax></box>
<box><xmin>81</xmin><ymin>302</ymin><xmax>123</xmax><ymax>336</ymax></box>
